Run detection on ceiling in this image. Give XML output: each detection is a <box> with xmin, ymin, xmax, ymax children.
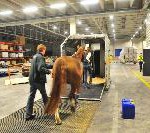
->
<box><xmin>0</xmin><ymin>0</ymin><xmax>149</xmax><ymax>42</ymax></box>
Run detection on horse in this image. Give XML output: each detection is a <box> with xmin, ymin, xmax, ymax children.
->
<box><xmin>44</xmin><ymin>46</ymin><xmax>85</xmax><ymax>125</ymax></box>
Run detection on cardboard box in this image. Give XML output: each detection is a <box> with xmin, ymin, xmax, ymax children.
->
<box><xmin>18</xmin><ymin>53</ymin><xmax>23</xmax><ymax>57</ymax></box>
<box><xmin>0</xmin><ymin>44</ymin><xmax>8</xmax><ymax>50</ymax></box>
<box><xmin>9</xmin><ymin>53</ymin><xmax>16</xmax><ymax>58</ymax></box>
<box><xmin>16</xmin><ymin>36</ymin><xmax>25</xmax><ymax>45</ymax></box>
<box><xmin>9</xmin><ymin>46</ymin><xmax>14</xmax><ymax>51</ymax></box>
<box><xmin>6</xmin><ymin>61</ymin><xmax>10</xmax><ymax>65</ymax></box>
<box><xmin>1</xmin><ymin>52</ymin><xmax>9</xmax><ymax>57</ymax></box>
<box><xmin>18</xmin><ymin>46</ymin><xmax>23</xmax><ymax>51</ymax></box>
<box><xmin>11</xmin><ymin>60</ymin><xmax>16</xmax><ymax>64</ymax></box>
<box><xmin>15</xmin><ymin>54</ymin><xmax>19</xmax><ymax>57</ymax></box>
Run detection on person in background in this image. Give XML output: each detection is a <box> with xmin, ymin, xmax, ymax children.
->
<box><xmin>83</xmin><ymin>47</ymin><xmax>92</xmax><ymax>89</ymax></box>
<box><xmin>138</xmin><ymin>53</ymin><xmax>143</xmax><ymax>72</ymax></box>
<box><xmin>25</xmin><ymin>44</ymin><xmax>51</xmax><ymax>121</ymax></box>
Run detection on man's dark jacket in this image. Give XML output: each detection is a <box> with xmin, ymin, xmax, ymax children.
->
<box><xmin>29</xmin><ymin>52</ymin><xmax>50</xmax><ymax>84</ymax></box>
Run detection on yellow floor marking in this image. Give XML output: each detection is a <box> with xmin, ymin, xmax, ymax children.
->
<box><xmin>131</xmin><ymin>70</ymin><xmax>150</xmax><ymax>89</ymax></box>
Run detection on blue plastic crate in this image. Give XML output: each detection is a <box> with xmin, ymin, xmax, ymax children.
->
<box><xmin>122</xmin><ymin>99</ymin><xmax>135</xmax><ymax>119</ymax></box>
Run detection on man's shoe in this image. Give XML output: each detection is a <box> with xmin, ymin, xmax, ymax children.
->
<box><xmin>25</xmin><ymin>114</ymin><xmax>36</xmax><ymax>121</ymax></box>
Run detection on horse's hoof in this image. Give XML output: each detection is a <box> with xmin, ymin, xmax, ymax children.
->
<box><xmin>55</xmin><ymin>121</ymin><xmax>62</xmax><ymax>125</ymax></box>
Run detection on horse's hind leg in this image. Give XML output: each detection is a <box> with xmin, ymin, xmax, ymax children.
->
<box><xmin>55</xmin><ymin>107</ymin><xmax>62</xmax><ymax>125</ymax></box>
<box><xmin>69</xmin><ymin>84</ymin><xmax>78</xmax><ymax>112</ymax></box>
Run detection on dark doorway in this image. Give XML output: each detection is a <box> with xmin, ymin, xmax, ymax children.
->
<box><xmin>143</xmin><ymin>49</ymin><xmax>150</xmax><ymax>76</ymax></box>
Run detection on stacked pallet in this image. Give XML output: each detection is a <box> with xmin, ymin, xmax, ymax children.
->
<box><xmin>119</xmin><ymin>47</ymin><xmax>137</xmax><ymax>63</ymax></box>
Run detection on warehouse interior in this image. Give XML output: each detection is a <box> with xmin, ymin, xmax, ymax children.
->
<box><xmin>0</xmin><ymin>0</ymin><xmax>150</xmax><ymax>133</ymax></box>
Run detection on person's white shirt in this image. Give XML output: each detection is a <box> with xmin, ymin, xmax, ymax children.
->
<box><xmin>86</xmin><ymin>52</ymin><xmax>91</xmax><ymax>63</ymax></box>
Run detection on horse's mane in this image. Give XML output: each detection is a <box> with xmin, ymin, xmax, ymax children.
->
<box><xmin>73</xmin><ymin>46</ymin><xmax>84</xmax><ymax>61</ymax></box>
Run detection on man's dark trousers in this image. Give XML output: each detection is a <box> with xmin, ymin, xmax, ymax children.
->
<box><xmin>26</xmin><ymin>82</ymin><xmax>48</xmax><ymax>116</ymax></box>
<box><xmin>139</xmin><ymin>61</ymin><xmax>143</xmax><ymax>72</ymax></box>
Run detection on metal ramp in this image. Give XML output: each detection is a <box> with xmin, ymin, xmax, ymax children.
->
<box><xmin>64</xmin><ymin>83</ymin><xmax>104</xmax><ymax>101</ymax></box>
<box><xmin>79</xmin><ymin>84</ymin><xmax>104</xmax><ymax>100</ymax></box>
<box><xmin>0</xmin><ymin>99</ymin><xmax>100</xmax><ymax>133</ymax></box>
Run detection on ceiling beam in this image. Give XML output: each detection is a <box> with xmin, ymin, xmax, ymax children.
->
<box><xmin>0</xmin><ymin>9</ymin><xmax>146</xmax><ymax>27</ymax></box>
<box><xmin>0</xmin><ymin>0</ymin><xmax>22</xmax><ymax>20</ymax></box>
<box><xmin>31</xmin><ymin>24</ymin><xmax>66</xmax><ymax>38</ymax></box>
<box><xmin>143</xmin><ymin>0</ymin><xmax>150</xmax><ymax>9</ymax></box>
<box><xmin>92</xmin><ymin>18</ymin><xmax>103</xmax><ymax>33</ymax></box>
<box><xmin>99</xmin><ymin>0</ymin><xmax>105</xmax><ymax>10</ymax></box>
<box><xmin>130</xmin><ymin>0</ymin><xmax>135</xmax><ymax>7</ymax></box>
<box><xmin>113</xmin><ymin>0</ymin><xmax>117</xmax><ymax>9</ymax></box>
<box><xmin>65</xmin><ymin>0</ymin><xmax>78</xmax><ymax>12</ymax></box>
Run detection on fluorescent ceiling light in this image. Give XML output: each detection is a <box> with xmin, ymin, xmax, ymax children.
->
<box><xmin>133</xmin><ymin>35</ymin><xmax>135</xmax><ymax>37</ymax></box>
<box><xmin>80</xmin><ymin>0</ymin><xmax>99</xmax><ymax>5</ymax></box>
<box><xmin>139</xmin><ymin>26</ymin><xmax>142</xmax><ymax>30</ymax></box>
<box><xmin>111</xmin><ymin>24</ymin><xmax>114</xmax><ymax>27</ymax></box>
<box><xmin>23</xmin><ymin>6</ymin><xmax>38</xmax><ymax>13</ymax></box>
<box><xmin>50</xmin><ymin>3</ymin><xmax>67</xmax><ymax>9</ymax></box>
<box><xmin>112</xmin><ymin>29</ymin><xmax>115</xmax><ymax>32</ymax></box>
<box><xmin>91</xmin><ymin>32</ymin><xmax>93</xmax><ymax>34</ymax></box>
<box><xmin>110</xmin><ymin>15</ymin><xmax>114</xmax><ymax>20</ymax></box>
<box><xmin>53</xmin><ymin>26</ymin><xmax>57</xmax><ymax>30</ymax></box>
<box><xmin>135</xmin><ymin>31</ymin><xmax>138</xmax><ymax>34</ymax></box>
<box><xmin>77</xmin><ymin>20</ymin><xmax>82</xmax><ymax>25</ymax></box>
<box><xmin>85</xmin><ymin>28</ymin><xmax>89</xmax><ymax>31</ymax></box>
<box><xmin>64</xmin><ymin>31</ymin><xmax>68</xmax><ymax>34</ymax></box>
<box><xmin>0</xmin><ymin>10</ymin><xmax>13</xmax><ymax>15</ymax></box>
<box><xmin>131</xmin><ymin>38</ymin><xmax>133</xmax><ymax>40</ymax></box>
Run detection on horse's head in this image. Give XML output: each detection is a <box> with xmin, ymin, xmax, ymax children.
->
<box><xmin>75</xmin><ymin>46</ymin><xmax>85</xmax><ymax>61</ymax></box>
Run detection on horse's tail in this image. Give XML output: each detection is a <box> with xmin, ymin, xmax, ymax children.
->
<box><xmin>44</xmin><ymin>58</ymin><xmax>67</xmax><ymax>114</ymax></box>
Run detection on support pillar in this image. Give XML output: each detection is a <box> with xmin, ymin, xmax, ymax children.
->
<box><xmin>69</xmin><ymin>18</ymin><xmax>76</xmax><ymax>35</ymax></box>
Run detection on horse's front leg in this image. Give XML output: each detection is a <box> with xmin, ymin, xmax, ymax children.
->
<box><xmin>55</xmin><ymin>107</ymin><xmax>62</xmax><ymax>125</ymax></box>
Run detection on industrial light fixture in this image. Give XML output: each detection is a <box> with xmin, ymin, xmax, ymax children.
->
<box><xmin>53</xmin><ymin>26</ymin><xmax>57</xmax><ymax>30</ymax></box>
<box><xmin>112</xmin><ymin>29</ymin><xmax>115</xmax><ymax>32</ymax></box>
<box><xmin>80</xmin><ymin>0</ymin><xmax>99</xmax><ymax>5</ymax></box>
<box><xmin>85</xmin><ymin>28</ymin><xmax>88</xmax><ymax>31</ymax></box>
<box><xmin>139</xmin><ymin>26</ymin><xmax>142</xmax><ymax>30</ymax></box>
<box><xmin>64</xmin><ymin>31</ymin><xmax>68</xmax><ymax>34</ymax></box>
<box><xmin>0</xmin><ymin>10</ymin><xmax>13</xmax><ymax>15</ymax></box>
<box><xmin>77</xmin><ymin>20</ymin><xmax>82</xmax><ymax>25</ymax></box>
<box><xmin>23</xmin><ymin>6</ymin><xmax>38</xmax><ymax>13</ymax></box>
<box><xmin>135</xmin><ymin>31</ymin><xmax>138</xmax><ymax>34</ymax></box>
<box><xmin>111</xmin><ymin>23</ymin><xmax>114</xmax><ymax>27</ymax></box>
<box><xmin>131</xmin><ymin>38</ymin><xmax>133</xmax><ymax>40</ymax></box>
<box><xmin>50</xmin><ymin>3</ymin><xmax>67</xmax><ymax>9</ymax></box>
<box><xmin>110</xmin><ymin>15</ymin><xmax>114</xmax><ymax>20</ymax></box>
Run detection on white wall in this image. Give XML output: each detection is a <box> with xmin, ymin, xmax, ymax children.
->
<box><xmin>110</xmin><ymin>39</ymin><xmax>144</xmax><ymax>56</ymax></box>
<box><xmin>91</xmin><ymin>43</ymin><xmax>100</xmax><ymax>50</ymax></box>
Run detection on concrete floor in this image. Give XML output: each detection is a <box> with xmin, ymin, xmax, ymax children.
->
<box><xmin>0</xmin><ymin>74</ymin><xmax>52</xmax><ymax>119</ymax></box>
<box><xmin>0</xmin><ymin>63</ymin><xmax>150</xmax><ymax>132</ymax></box>
<box><xmin>87</xmin><ymin>63</ymin><xmax>150</xmax><ymax>133</ymax></box>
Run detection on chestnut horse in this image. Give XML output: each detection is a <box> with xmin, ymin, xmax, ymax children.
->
<box><xmin>45</xmin><ymin>46</ymin><xmax>84</xmax><ymax>124</ymax></box>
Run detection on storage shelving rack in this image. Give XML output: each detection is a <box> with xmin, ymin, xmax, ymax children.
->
<box><xmin>0</xmin><ymin>41</ymin><xmax>25</xmax><ymax>64</ymax></box>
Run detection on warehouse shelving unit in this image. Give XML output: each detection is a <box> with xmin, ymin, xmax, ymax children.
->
<box><xmin>0</xmin><ymin>41</ymin><xmax>25</xmax><ymax>64</ymax></box>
